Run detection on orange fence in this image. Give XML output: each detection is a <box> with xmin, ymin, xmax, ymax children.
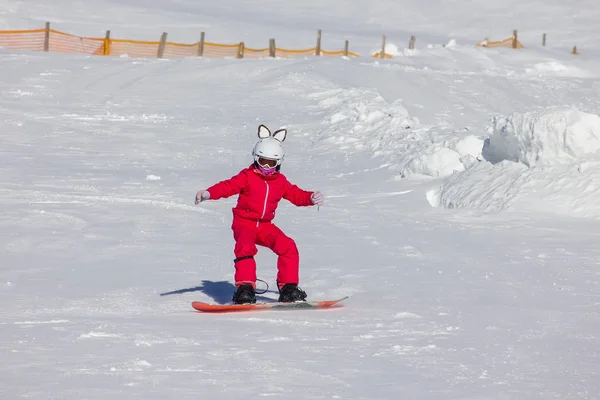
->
<box><xmin>476</xmin><ymin>30</ymin><xmax>580</xmax><ymax>55</ymax></box>
<box><xmin>0</xmin><ymin>24</ymin><xmax>580</xmax><ymax>60</ymax></box>
<box><xmin>476</xmin><ymin>30</ymin><xmax>524</xmax><ymax>49</ymax></box>
<box><xmin>0</xmin><ymin>23</ymin><xmax>361</xmax><ymax>59</ymax></box>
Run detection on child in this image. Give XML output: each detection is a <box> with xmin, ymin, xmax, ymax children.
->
<box><xmin>195</xmin><ymin>125</ymin><xmax>324</xmax><ymax>304</ymax></box>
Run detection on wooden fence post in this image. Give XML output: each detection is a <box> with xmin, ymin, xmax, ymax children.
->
<box><xmin>572</xmin><ymin>45</ymin><xmax>578</xmax><ymax>55</ymax></box>
<box><xmin>197</xmin><ymin>32</ymin><xmax>205</xmax><ymax>56</ymax></box>
<box><xmin>104</xmin><ymin>30</ymin><xmax>111</xmax><ymax>56</ymax></box>
<box><xmin>238</xmin><ymin>42</ymin><xmax>245</xmax><ymax>58</ymax></box>
<box><xmin>157</xmin><ymin>32</ymin><xmax>167</xmax><ymax>58</ymax></box>
<box><xmin>44</xmin><ymin>22</ymin><xmax>50</xmax><ymax>52</ymax></box>
<box><xmin>344</xmin><ymin>40</ymin><xmax>349</xmax><ymax>57</ymax></box>
<box><xmin>316</xmin><ymin>29</ymin><xmax>322</xmax><ymax>56</ymax></box>
<box><xmin>542</xmin><ymin>33</ymin><xmax>546</xmax><ymax>46</ymax></box>
<box><xmin>269</xmin><ymin>38</ymin><xmax>276</xmax><ymax>57</ymax></box>
<box><xmin>512</xmin><ymin>29</ymin><xmax>518</xmax><ymax>49</ymax></box>
<box><xmin>409</xmin><ymin>35</ymin><xmax>416</xmax><ymax>50</ymax></box>
<box><xmin>381</xmin><ymin>35</ymin><xmax>386</xmax><ymax>59</ymax></box>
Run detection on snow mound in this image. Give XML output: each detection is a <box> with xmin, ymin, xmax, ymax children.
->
<box><xmin>429</xmin><ymin>107</ymin><xmax>600</xmax><ymax>218</ymax></box>
<box><xmin>445</xmin><ymin>39</ymin><xmax>457</xmax><ymax>48</ymax></box>
<box><xmin>428</xmin><ymin>156</ymin><xmax>600</xmax><ymax>217</ymax></box>
<box><xmin>371</xmin><ymin>43</ymin><xmax>400</xmax><ymax>57</ymax></box>
<box><xmin>525</xmin><ymin>61</ymin><xmax>592</xmax><ymax>78</ymax></box>
<box><xmin>311</xmin><ymin>88</ymin><xmax>483</xmax><ymax>178</ymax></box>
<box><xmin>397</xmin><ymin>134</ymin><xmax>483</xmax><ymax>178</ymax></box>
<box><xmin>426</xmin><ymin>160</ymin><xmax>530</xmax><ymax>212</ymax></box>
<box><xmin>310</xmin><ymin>88</ymin><xmax>415</xmax><ymax>152</ymax></box>
<box><xmin>483</xmin><ymin>107</ymin><xmax>600</xmax><ymax>167</ymax></box>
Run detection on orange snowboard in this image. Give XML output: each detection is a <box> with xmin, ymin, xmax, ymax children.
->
<box><xmin>192</xmin><ymin>297</ymin><xmax>348</xmax><ymax>313</ymax></box>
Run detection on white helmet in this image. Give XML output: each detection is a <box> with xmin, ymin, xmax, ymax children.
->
<box><xmin>252</xmin><ymin>124</ymin><xmax>287</xmax><ymax>170</ymax></box>
<box><xmin>253</xmin><ymin>138</ymin><xmax>285</xmax><ymax>166</ymax></box>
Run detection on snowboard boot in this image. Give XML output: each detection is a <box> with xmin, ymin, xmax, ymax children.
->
<box><xmin>232</xmin><ymin>284</ymin><xmax>256</xmax><ymax>304</ymax></box>
<box><xmin>278</xmin><ymin>283</ymin><xmax>307</xmax><ymax>303</ymax></box>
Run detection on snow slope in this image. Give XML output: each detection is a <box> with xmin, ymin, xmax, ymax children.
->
<box><xmin>2</xmin><ymin>1</ymin><xmax>600</xmax><ymax>399</ymax></box>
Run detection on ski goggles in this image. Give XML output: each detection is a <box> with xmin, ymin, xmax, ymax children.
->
<box><xmin>257</xmin><ymin>157</ymin><xmax>278</xmax><ymax>169</ymax></box>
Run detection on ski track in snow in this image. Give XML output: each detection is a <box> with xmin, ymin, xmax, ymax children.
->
<box><xmin>2</xmin><ymin>2</ymin><xmax>600</xmax><ymax>400</ymax></box>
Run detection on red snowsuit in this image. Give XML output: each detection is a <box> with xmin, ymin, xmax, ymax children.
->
<box><xmin>205</xmin><ymin>165</ymin><xmax>315</xmax><ymax>287</ymax></box>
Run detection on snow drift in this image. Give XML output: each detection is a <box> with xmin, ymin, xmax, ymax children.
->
<box><xmin>429</xmin><ymin>107</ymin><xmax>600</xmax><ymax>217</ymax></box>
<box><xmin>310</xmin><ymin>88</ymin><xmax>483</xmax><ymax>178</ymax></box>
<box><xmin>482</xmin><ymin>107</ymin><xmax>600</xmax><ymax>167</ymax></box>
<box><xmin>395</xmin><ymin>134</ymin><xmax>484</xmax><ymax>178</ymax></box>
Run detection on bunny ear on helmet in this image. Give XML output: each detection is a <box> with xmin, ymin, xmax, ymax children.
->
<box><xmin>257</xmin><ymin>124</ymin><xmax>271</xmax><ymax>139</ymax></box>
<box><xmin>272</xmin><ymin>129</ymin><xmax>287</xmax><ymax>142</ymax></box>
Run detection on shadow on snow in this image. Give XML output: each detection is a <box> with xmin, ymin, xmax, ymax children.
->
<box><xmin>159</xmin><ymin>280</ymin><xmax>277</xmax><ymax>304</ymax></box>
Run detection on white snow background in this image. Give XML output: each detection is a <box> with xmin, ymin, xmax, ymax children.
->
<box><xmin>1</xmin><ymin>1</ymin><xmax>600</xmax><ymax>399</ymax></box>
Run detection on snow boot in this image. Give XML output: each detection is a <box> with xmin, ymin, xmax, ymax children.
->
<box><xmin>232</xmin><ymin>284</ymin><xmax>256</xmax><ymax>304</ymax></box>
<box><xmin>278</xmin><ymin>283</ymin><xmax>307</xmax><ymax>303</ymax></box>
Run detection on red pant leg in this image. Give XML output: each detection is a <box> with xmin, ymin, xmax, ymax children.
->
<box><xmin>232</xmin><ymin>221</ymin><xmax>258</xmax><ymax>285</ymax></box>
<box><xmin>256</xmin><ymin>223</ymin><xmax>299</xmax><ymax>287</ymax></box>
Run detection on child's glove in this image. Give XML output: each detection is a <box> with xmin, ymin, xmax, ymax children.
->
<box><xmin>311</xmin><ymin>191</ymin><xmax>324</xmax><ymax>206</ymax></box>
<box><xmin>195</xmin><ymin>190</ymin><xmax>210</xmax><ymax>205</ymax></box>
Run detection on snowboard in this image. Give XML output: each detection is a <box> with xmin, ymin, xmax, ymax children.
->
<box><xmin>192</xmin><ymin>296</ymin><xmax>348</xmax><ymax>313</ymax></box>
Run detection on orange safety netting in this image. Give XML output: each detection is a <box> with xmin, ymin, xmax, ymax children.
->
<box><xmin>244</xmin><ymin>47</ymin><xmax>271</xmax><ymax>59</ymax></box>
<box><xmin>477</xmin><ymin>37</ymin><xmax>523</xmax><ymax>49</ymax></box>
<box><xmin>162</xmin><ymin>41</ymin><xmax>199</xmax><ymax>58</ymax></box>
<box><xmin>203</xmin><ymin>42</ymin><xmax>240</xmax><ymax>58</ymax></box>
<box><xmin>0</xmin><ymin>27</ymin><xmax>361</xmax><ymax>59</ymax></box>
<box><xmin>371</xmin><ymin>51</ymin><xmax>393</xmax><ymax>59</ymax></box>
<box><xmin>321</xmin><ymin>49</ymin><xmax>359</xmax><ymax>57</ymax></box>
<box><xmin>276</xmin><ymin>47</ymin><xmax>317</xmax><ymax>58</ymax></box>
<box><xmin>49</xmin><ymin>30</ymin><xmax>105</xmax><ymax>54</ymax></box>
<box><xmin>0</xmin><ymin>29</ymin><xmax>46</xmax><ymax>52</ymax></box>
<box><xmin>110</xmin><ymin>39</ymin><xmax>159</xmax><ymax>58</ymax></box>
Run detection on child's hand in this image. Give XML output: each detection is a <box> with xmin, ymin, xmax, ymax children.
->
<box><xmin>310</xmin><ymin>191</ymin><xmax>324</xmax><ymax>206</ymax></box>
<box><xmin>195</xmin><ymin>190</ymin><xmax>210</xmax><ymax>204</ymax></box>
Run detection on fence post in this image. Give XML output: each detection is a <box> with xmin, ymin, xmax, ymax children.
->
<box><xmin>542</xmin><ymin>33</ymin><xmax>546</xmax><ymax>46</ymax></box>
<box><xmin>44</xmin><ymin>22</ymin><xmax>50</xmax><ymax>52</ymax></box>
<box><xmin>316</xmin><ymin>29</ymin><xmax>322</xmax><ymax>56</ymax></box>
<box><xmin>409</xmin><ymin>35</ymin><xmax>416</xmax><ymax>50</ymax></box>
<box><xmin>381</xmin><ymin>35</ymin><xmax>386</xmax><ymax>59</ymax></box>
<box><xmin>512</xmin><ymin>29</ymin><xmax>518</xmax><ymax>49</ymax></box>
<box><xmin>269</xmin><ymin>38</ymin><xmax>276</xmax><ymax>57</ymax></box>
<box><xmin>157</xmin><ymin>32</ymin><xmax>167</xmax><ymax>58</ymax></box>
<box><xmin>572</xmin><ymin>45</ymin><xmax>578</xmax><ymax>55</ymax></box>
<box><xmin>238</xmin><ymin>42</ymin><xmax>245</xmax><ymax>59</ymax></box>
<box><xmin>104</xmin><ymin>30</ymin><xmax>111</xmax><ymax>56</ymax></box>
<box><xmin>344</xmin><ymin>40</ymin><xmax>349</xmax><ymax>57</ymax></box>
<box><xmin>197</xmin><ymin>32</ymin><xmax>205</xmax><ymax>56</ymax></box>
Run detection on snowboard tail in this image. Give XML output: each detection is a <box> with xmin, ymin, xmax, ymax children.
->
<box><xmin>192</xmin><ymin>296</ymin><xmax>348</xmax><ymax>313</ymax></box>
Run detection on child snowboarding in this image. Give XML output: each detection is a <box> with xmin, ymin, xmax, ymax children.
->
<box><xmin>195</xmin><ymin>125</ymin><xmax>324</xmax><ymax>304</ymax></box>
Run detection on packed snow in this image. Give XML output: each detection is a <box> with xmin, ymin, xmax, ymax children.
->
<box><xmin>1</xmin><ymin>1</ymin><xmax>600</xmax><ymax>399</ymax></box>
<box><xmin>428</xmin><ymin>107</ymin><xmax>600</xmax><ymax>217</ymax></box>
<box><xmin>483</xmin><ymin>107</ymin><xmax>600</xmax><ymax>167</ymax></box>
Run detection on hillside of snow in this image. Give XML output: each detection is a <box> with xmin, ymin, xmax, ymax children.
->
<box><xmin>2</xmin><ymin>1</ymin><xmax>600</xmax><ymax>400</ymax></box>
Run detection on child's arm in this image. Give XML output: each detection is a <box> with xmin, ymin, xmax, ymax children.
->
<box><xmin>283</xmin><ymin>179</ymin><xmax>321</xmax><ymax>207</ymax></box>
<box><xmin>195</xmin><ymin>170</ymin><xmax>247</xmax><ymax>204</ymax></box>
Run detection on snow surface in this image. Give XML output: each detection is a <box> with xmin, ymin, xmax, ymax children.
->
<box><xmin>429</xmin><ymin>107</ymin><xmax>600</xmax><ymax>217</ymax></box>
<box><xmin>2</xmin><ymin>1</ymin><xmax>600</xmax><ymax>399</ymax></box>
<box><xmin>483</xmin><ymin>107</ymin><xmax>600</xmax><ymax>167</ymax></box>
